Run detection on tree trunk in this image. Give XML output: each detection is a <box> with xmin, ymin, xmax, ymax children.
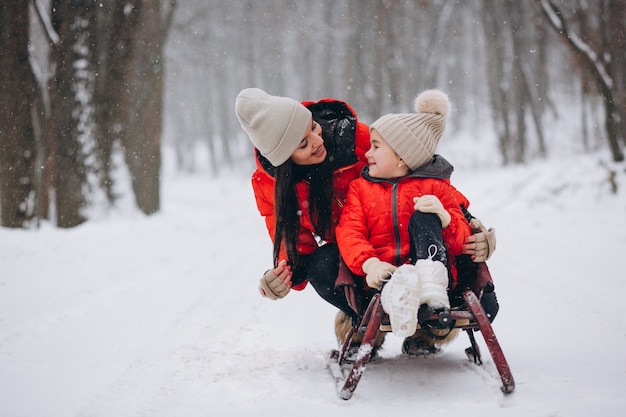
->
<box><xmin>124</xmin><ymin>0</ymin><xmax>172</xmax><ymax>214</ymax></box>
<box><xmin>0</xmin><ymin>1</ymin><xmax>38</xmax><ymax>228</ymax></box>
<box><xmin>481</xmin><ymin>0</ymin><xmax>512</xmax><ymax>165</ymax></box>
<box><xmin>49</xmin><ymin>0</ymin><xmax>101</xmax><ymax>227</ymax></box>
<box><xmin>605</xmin><ymin>0</ymin><xmax>626</xmax><ymax>150</ymax></box>
<box><xmin>509</xmin><ymin>0</ymin><xmax>528</xmax><ymax>163</ymax></box>
<box><xmin>95</xmin><ymin>0</ymin><xmax>175</xmax><ymax>215</ymax></box>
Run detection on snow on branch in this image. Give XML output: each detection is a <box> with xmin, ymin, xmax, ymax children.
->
<box><xmin>539</xmin><ymin>0</ymin><xmax>613</xmax><ymax>89</ymax></box>
<box><xmin>31</xmin><ymin>0</ymin><xmax>60</xmax><ymax>46</ymax></box>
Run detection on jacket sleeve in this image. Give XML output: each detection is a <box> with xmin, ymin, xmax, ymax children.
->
<box><xmin>433</xmin><ymin>181</ymin><xmax>471</xmax><ymax>256</ymax></box>
<box><xmin>336</xmin><ymin>180</ymin><xmax>379</xmax><ymax>276</ymax></box>
<box><xmin>450</xmin><ymin>185</ymin><xmax>470</xmax><ymax>210</ymax></box>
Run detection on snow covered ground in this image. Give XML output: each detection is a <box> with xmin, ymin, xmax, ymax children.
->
<box><xmin>2</xmin><ymin>148</ymin><xmax>626</xmax><ymax>417</ymax></box>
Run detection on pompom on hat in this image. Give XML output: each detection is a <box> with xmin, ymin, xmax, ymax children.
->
<box><xmin>235</xmin><ymin>88</ymin><xmax>312</xmax><ymax>167</ymax></box>
<box><xmin>370</xmin><ymin>89</ymin><xmax>450</xmax><ymax>170</ymax></box>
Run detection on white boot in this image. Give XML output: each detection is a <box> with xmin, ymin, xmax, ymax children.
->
<box><xmin>380</xmin><ymin>264</ymin><xmax>421</xmax><ymax>338</ymax></box>
<box><xmin>415</xmin><ymin>245</ymin><xmax>450</xmax><ymax>310</ymax></box>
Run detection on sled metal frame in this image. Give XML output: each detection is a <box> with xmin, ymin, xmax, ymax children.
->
<box><xmin>327</xmin><ymin>288</ymin><xmax>516</xmax><ymax>400</ymax></box>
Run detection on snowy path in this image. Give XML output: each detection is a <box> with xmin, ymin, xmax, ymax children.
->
<box><xmin>2</xmin><ymin>158</ymin><xmax>626</xmax><ymax>416</ymax></box>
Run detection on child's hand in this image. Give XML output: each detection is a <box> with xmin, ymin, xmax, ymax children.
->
<box><xmin>413</xmin><ymin>195</ymin><xmax>451</xmax><ymax>228</ymax></box>
<box><xmin>362</xmin><ymin>257</ymin><xmax>397</xmax><ymax>290</ymax></box>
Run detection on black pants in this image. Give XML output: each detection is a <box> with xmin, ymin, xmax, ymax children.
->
<box><xmin>290</xmin><ymin>243</ymin><xmax>359</xmax><ymax>321</ymax></box>
<box><xmin>408</xmin><ymin>211</ymin><xmax>449</xmax><ymax>269</ymax></box>
<box><xmin>408</xmin><ymin>211</ymin><xmax>499</xmax><ymax>322</ymax></box>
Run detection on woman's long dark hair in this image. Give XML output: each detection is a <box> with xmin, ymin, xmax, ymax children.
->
<box><xmin>273</xmin><ymin>157</ymin><xmax>334</xmax><ymax>269</ymax></box>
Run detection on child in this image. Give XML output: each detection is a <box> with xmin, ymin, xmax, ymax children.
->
<box><xmin>336</xmin><ymin>89</ymin><xmax>471</xmax><ymax>354</ymax></box>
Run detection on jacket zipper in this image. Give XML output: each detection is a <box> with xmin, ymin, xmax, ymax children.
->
<box><xmin>391</xmin><ymin>182</ymin><xmax>402</xmax><ymax>266</ymax></box>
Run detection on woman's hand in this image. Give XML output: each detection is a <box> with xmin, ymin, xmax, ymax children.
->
<box><xmin>462</xmin><ymin>218</ymin><xmax>496</xmax><ymax>262</ymax></box>
<box><xmin>258</xmin><ymin>260</ymin><xmax>292</xmax><ymax>300</ymax></box>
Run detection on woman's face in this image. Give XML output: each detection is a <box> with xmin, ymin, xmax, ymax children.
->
<box><xmin>290</xmin><ymin>119</ymin><xmax>327</xmax><ymax>165</ymax></box>
<box><xmin>365</xmin><ymin>129</ymin><xmax>409</xmax><ymax>179</ymax></box>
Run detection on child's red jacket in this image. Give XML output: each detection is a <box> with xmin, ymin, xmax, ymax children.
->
<box><xmin>336</xmin><ymin>155</ymin><xmax>471</xmax><ymax>288</ymax></box>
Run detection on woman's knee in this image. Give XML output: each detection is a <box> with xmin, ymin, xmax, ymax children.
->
<box><xmin>306</xmin><ymin>243</ymin><xmax>339</xmax><ymax>284</ymax></box>
<box><xmin>481</xmin><ymin>291</ymin><xmax>499</xmax><ymax>323</ymax></box>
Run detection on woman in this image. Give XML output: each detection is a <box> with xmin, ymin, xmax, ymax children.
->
<box><xmin>235</xmin><ymin>88</ymin><xmax>370</xmax><ymax>332</ymax></box>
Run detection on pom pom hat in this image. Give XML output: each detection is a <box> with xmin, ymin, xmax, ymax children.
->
<box><xmin>235</xmin><ymin>88</ymin><xmax>312</xmax><ymax>167</ymax></box>
<box><xmin>370</xmin><ymin>89</ymin><xmax>450</xmax><ymax>170</ymax></box>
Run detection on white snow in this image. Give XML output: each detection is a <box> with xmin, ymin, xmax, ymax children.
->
<box><xmin>2</xmin><ymin>148</ymin><xmax>626</xmax><ymax>416</ymax></box>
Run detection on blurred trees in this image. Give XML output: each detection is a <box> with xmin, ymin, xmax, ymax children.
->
<box><xmin>539</xmin><ymin>0</ymin><xmax>626</xmax><ymax>162</ymax></box>
<box><xmin>482</xmin><ymin>0</ymin><xmax>549</xmax><ymax>164</ymax></box>
<box><xmin>165</xmin><ymin>0</ymin><xmax>625</xmax><ymax>177</ymax></box>
<box><xmin>1</xmin><ymin>0</ymin><xmax>624</xmax><ymax>228</ymax></box>
<box><xmin>0</xmin><ymin>0</ymin><xmax>175</xmax><ymax>228</ymax></box>
<box><xmin>92</xmin><ymin>0</ymin><xmax>175</xmax><ymax>217</ymax></box>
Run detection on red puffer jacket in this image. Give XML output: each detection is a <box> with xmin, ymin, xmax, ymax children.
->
<box><xmin>336</xmin><ymin>159</ymin><xmax>471</xmax><ymax>288</ymax></box>
<box><xmin>251</xmin><ymin>98</ymin><xmax>370</xmax><ymax>290</ymax></box>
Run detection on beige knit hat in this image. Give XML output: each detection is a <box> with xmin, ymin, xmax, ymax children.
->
<box><xmin>235</xmin><ymin>88</ymin><xmax>312</xmax><ymax>167</ymax></box>
<box><xmin>370</xmin><ymin>90</ymin><xmax>450</xmax><ymax>170</ymax></box>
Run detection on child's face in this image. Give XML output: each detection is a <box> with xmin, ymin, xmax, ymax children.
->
<box><xmin>365</xmin><ymin>130</ymin><xmax>409</xmax><ymax>179</ymax></box>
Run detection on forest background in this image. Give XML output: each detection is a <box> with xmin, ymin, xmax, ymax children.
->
<box><xmin>1</xmin><ymin>0</ymin><xmax>625</xmax><ymax>228</ymax></box>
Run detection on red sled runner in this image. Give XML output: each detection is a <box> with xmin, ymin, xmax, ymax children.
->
<box><xmin>327</xmin><ymin>262</ymin><xmax>515</xmax><ymax>400</ymax></box>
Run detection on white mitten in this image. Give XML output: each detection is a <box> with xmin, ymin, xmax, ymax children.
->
<box><xmin>413</xmin><ymin>195</ymin><xmax>451</xmax><ymax>228</ymax></box>
<box><xmin>258</xmin><ymin>269</ymin><xmax>290</xmax><ymax>300</ymax></box>
<box><xmin>362</xmin><ymin>257</ymin><xmax>397</xmax><ymax>290</ymax></box>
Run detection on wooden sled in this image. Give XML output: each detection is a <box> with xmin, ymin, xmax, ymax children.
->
<box><xmin>328</xmin><ymin>262</ymin><xmax>515</xmax><ymax>400</ymax></box>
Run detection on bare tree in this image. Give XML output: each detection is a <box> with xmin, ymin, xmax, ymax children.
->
<box><xmin>480</xmin><ymin>1</ymin><xmax>514</xmax><ymax>164</ymax></box>
<box><xmin>477</xmin><ymin>0</ymin><xmax>550</xmax><ymax>164</ymax></box>
<box><xmin>47</xmin><ymin>0</ymin><xmax>101</xmax><ymax>227</ymax></box>
<box><xmin>539</xmin><ymin>0</ymin><xmax>625</xmax><ymax>162</ymax></box>
<box><xmin>94</xmin><ymin>0</ymin><xmax>176</xmax><ymax>215</ymax></box>
<box><xmin>133</xmin><ymin>0</ymin><xmax>176</xmax><ymax>213</ymax></box>
<box><xmin>0</xmin><ymin>1</ymin><xmax>39</xmax><ymax>227</ymax></box>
